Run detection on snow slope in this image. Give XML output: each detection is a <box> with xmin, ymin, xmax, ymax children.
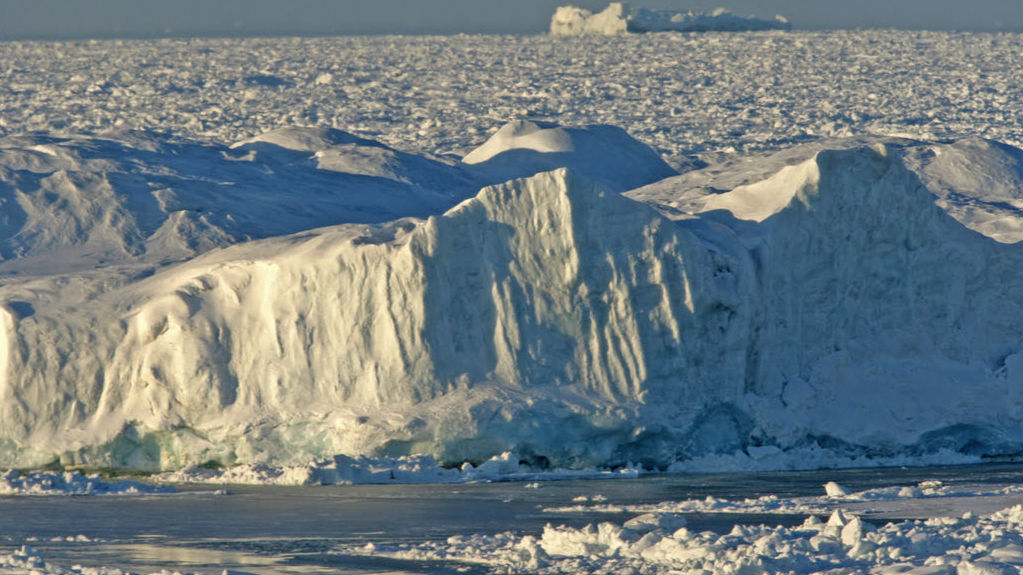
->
<box><xmin>551</xmin><ymin>2</ymin><xmax>791</xmax><ymax>35</ymax></box>
<box><xmin>0</xmin><ymin>129</ymin><xmax>1018</xmax><ymax>471</ymax></box>
<box><xmin>0</xmin><ymin>128</ymin><xmax>476</xmax><ymax>273</ymax></box>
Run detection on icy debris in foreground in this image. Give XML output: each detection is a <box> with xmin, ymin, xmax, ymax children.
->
<box><xmin>336</xmin><ymin>505</ymin><xmax>1023</xmax><ymax>575</ymax></box>
<box><xmin>551</xmin><ymin>2</ymin><xmax>791</xmax><ymax>36</ymax></box>
<box><xmin>0</xmin><ymin>469</ymin><xmax>174</xmax><ymax>495</ymax></box>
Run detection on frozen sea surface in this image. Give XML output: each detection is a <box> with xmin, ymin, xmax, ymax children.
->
<box><xmin>0</xmin><ymin>464</ymin><xmax>1019</xmax><ymax>574</ymax></box>
<box><xmin>1</xmin><ymin>31</ymin><xmax>1019</xmax><ymax>164</ymax></box>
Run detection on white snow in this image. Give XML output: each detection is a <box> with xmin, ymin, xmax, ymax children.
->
<box><xmin>1</xmin><ymin>545</ymin><xmax>177</xmax><ymax>575</ymax></box>
<box><xmin>824</xmin><ymin>481</ymin><xmax>850</xmax><ymax>497</ymax></box>
<box><xmin>551</xmin><ymin>3</ymin><xmax>791</xmax><ymax>35</ymax></box>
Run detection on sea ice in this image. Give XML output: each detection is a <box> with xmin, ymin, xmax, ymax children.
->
<box><xmin>1</xmin><ymin>33</ymin><xmax>1017</xmax><ymax>160</ymax></box>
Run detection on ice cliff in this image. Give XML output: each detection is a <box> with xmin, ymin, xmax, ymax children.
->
<box><xmin>551</xmin><ymin>3</ymin><xmax>791</xmax><ymax>36</ymax></box>
<box><xmin>0</xmin><ymin>127</ymin><xmax>1018</xmax><ymax>471</ymax></box>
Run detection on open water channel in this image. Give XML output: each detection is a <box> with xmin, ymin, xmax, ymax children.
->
<box><xmin>1</xmin><ymin>463</ymin><xmax>1019</xmax><ymax>574</ymax></box>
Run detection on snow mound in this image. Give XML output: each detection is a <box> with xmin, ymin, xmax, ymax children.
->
<box><xmin>0</xmin><ymin>469</ymin><xmax>173</xmax><ymax>495</ymax></box>
<box><xmin>551</xmin><ymin>2</ymin><xmax>791</xmax><ymax>35</ymax></box>
<box><xmin>461</xmin><ymin>120</ymin><xmax>676</xmax><ymax>191</ymax></box>
<box><xmin>0</xmin><ymin>134</ymin><xmax>1018</xmax><ymax>473</ymax></box>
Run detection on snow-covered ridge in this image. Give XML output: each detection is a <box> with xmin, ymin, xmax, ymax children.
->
<box><xmin>551</xmin><ymin>3</ymin><xmax>791</xmax><ymax>36</ymax></box>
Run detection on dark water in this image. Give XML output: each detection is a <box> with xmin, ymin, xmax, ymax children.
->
<box><xmin>0</xmin><ymin>463</ymin><xmax>1018</xmax><ymax>574</ymax></box>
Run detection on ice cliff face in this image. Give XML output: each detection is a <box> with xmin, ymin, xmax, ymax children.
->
<box><xmin>0</xmin><ymin>168</ymin><xmax>752</xmax><ymax>468</ymax></box>
<box><xmin>0</xmin><ymin>131</ymin><xmax>1018</xmax><ymax>471</ymax></box>
<box><xmin>694</xmin><ymin>145</ymin><xmax>1020</xmax><ymax>454</ymax></box>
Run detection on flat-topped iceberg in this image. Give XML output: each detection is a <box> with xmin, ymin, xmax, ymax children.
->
<box><xmin>551</xmin><ymin>2</ymin><xmax>791</xmax><ymax>36</ymax></box>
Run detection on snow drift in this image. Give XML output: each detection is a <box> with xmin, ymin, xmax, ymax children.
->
<box><xmin>0</xmin><ymin>127</ymin><xmax>1018</xmax><ymax>472</ymax></box>
<box><xmin>462</xmin><ymin>120</ymin><xmax>677</xmax><ymax>191</ymax></box>
<box><xmin>551</xmin><ymin>3</ymin><xmax>791</xmax><ymax>36</ymax></box>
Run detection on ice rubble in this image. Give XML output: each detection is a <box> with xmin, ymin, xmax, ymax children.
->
<box><xmin>0</xmin><ymin>469</ymin><xmax>173</xmax><ymax>495</ymax></box>
<box><xmin>0</xmin><ymin>123</ymin><xmax>1018</xmax><ymax>472</ymax></box>
<box><xmin>551</xmin><ymin>2</ymin><xmax>791</xmax><ymax>36</ymax></box>
<box><xmin>337</xmin><ymin>505</ymin><xmax>1023</xmax><ymax>575</ymax></box>
<box><xmin>2</xmin><ymin>33</ymin><xmax>1020</xmax><ymax>160</ymax></box>
<box><xmin>157</xmin><ymin>451</ymin><xmax>640</xmax><ymax>486</ymax></box>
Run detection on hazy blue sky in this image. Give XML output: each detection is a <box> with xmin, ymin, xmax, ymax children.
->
<box><xmin>1</xmin><ymin>0</ymin><xmax>1020</xmax><ymax>40</ymax></box>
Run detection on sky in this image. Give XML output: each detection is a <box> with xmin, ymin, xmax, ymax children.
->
<box><xmin>0</xmin><ymin>0</ymin><xmax>1020</xmax><ymax>40</ymax></box>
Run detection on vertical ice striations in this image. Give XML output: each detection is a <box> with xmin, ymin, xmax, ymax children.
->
<box><xmin>414</xmin><ymin>169</ymin><xmax>748</xmax><ymax>403</ymax></box>
<box><xmin>0</xmin><ymin>168</ymin><xmax>751</xmax><ymax>468</ymax></box>
<box><xmin>687</xmin><ymin>144</ymin><xmax>1022</xmax><ymax>452</ymax></box>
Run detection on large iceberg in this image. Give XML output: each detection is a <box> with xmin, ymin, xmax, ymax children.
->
<box><xmin>0</xmin><ymin>126</ymin><xmax>1018</xmax><ymax>471</ymax></box>
<box><xmin>551</xmin><ymin>3</ymin><xmax>791</xmax><ymax>36</ymax></box>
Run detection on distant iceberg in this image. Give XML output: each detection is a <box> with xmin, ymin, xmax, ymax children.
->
<box><xmin>551</xmin><ymin>2</ymin><xmax>791</xmax><ymax>35</ymax></box>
